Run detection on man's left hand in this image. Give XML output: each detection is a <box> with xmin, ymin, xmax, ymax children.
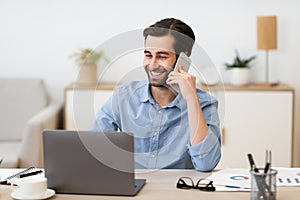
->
<box><xmin>166</xmin><ymin>65</ymin><xmax>197</xmax><ymax>100</ymax></box>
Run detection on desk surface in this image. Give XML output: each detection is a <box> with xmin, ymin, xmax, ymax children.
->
<box><xmin>1</xmin><ymin>169</ymin><xmax>299</xmax><ymax>200</ymax></box>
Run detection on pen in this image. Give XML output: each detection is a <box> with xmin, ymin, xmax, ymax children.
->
<box><xmin>18</xmin><ymin>170</ymin><xmax>43</xmax><ymax>178</ymax></box>
<box><xmin>264</xmin><ymin>163</ymin><xmax>270</xmax><ymax>174</ymax></box>
<box><xmin>225</xmin><ymin>185</ymin><xmax>250</xmax><ymax>189</ymax></box>
<box><xmin>0</xmin><ymin>180</ymin><xmax>9</xmax><ymax>185</ymax></box>
<box><xmin>216</xmin><ymin>185</ymin><xmax>250</xmax><ymax>189</ymax></box>
<box><xmin>247</xmin><ymin>153</ymin><xmax>259</xmax><ymax>172</ymax></box>
<box><xmin>264</xmin><ymin>150</ymin><xmax>271</xmax><ymax>173</ymax></box>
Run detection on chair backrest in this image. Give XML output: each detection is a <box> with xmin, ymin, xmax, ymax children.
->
<box><xmin>0</xmin><ymin>78</ymin><xmax>48</xmax><ymax>141</ymax></box>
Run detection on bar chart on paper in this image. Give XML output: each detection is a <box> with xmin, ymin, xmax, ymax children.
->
<box><xmin>276</xmin><ymin>167</ymin><xmax>300</xmax><ymax>186</ymax></box>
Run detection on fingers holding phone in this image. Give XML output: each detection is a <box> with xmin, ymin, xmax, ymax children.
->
<box><xmin>173</xmin><ymin>52</ymin><xmax>191</xmax><ymax>72</ymax></box>
<box><xmin>167</xmin><ymin>53</ymin><xmax>197</xmax><ymax>99</ymax></box>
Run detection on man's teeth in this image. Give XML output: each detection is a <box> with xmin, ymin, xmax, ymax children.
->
<box><xmin>151</xmin><ymin>71</ymin><xmax>162</xmax><ymax>75</ymax></box>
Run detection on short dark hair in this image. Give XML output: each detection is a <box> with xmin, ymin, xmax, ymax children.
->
<box><xmin>143</xmin><ymin>18</ymin><xmax>195</xmax><ymax>56</ymax></box>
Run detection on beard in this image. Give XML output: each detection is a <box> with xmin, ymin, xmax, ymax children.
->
<box><xmin>144</xmin><ymin>65</ymin><xmax>172</xmax><ymax>87</ymax></box>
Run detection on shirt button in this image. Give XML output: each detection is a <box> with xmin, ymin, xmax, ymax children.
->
<box><xmin>151</xmin><ymin>154</ymin><xmax>155</xmax><ymax>158</ymax></box>
<box><xmin>158</xmin><ymin>110</ymin><xmax>162</xmax><ymax>114</ymax></box>
<box><xmin>154</xmin><ymin>132</ymin><xmax>158</xmax><ymax>136</ymax></box>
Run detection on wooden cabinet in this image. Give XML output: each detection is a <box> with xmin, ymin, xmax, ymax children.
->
<box><xmin>64</xmin><ymin>83</ymin><xmax>115</xmax><ymax>130</ymax></box>
<box><xmin>214</xmin><ymin>84</ymin><xmax>294</xmax><ymax>168</ymax></box>
<box><xmin>64</xmin><ymin>83</ymin><xmax>294</xmax><ymax>168</ymax></box>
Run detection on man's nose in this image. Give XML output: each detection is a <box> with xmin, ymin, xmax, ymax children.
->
<box><xmin>149</xmin><ymin>58</ymin><xmax>159</xmax><ymax>69</ymax></box>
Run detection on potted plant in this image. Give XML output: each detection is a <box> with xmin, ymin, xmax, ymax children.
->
<box><xmin>70</xmin><ymin>48</ymin><xmax>106</xmax><ymax>86</ymax></box>
<box><xmin>225</xmin><ymin>50</ymin><xmax>256</xmax><ymax>86</ymax></box>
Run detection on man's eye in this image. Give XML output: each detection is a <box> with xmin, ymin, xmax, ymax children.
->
<box><xmin>159</xmin><ymin>56</ymin><xmax>167</xmax><ymax>59</ymax></box>
<box><xmin>145</xmin><ymin>54</ymin><xmax>152</xmax><ymax>58</ymax></box>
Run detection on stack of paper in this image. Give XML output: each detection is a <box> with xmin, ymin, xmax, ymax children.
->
<box><xmin>208</xmin><ymin>168</ymin><xmax>300</xmax><ymax>191</ymax></box>
<box><xmin>208</xmin><ymin>168</ymin><xmax>251</xmax><ymax>191</ymax></box>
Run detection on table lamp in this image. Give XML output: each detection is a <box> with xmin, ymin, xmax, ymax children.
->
<box><xmin>257</xmin><ymin>16</ymin><xmax>277</xmax><ymax>86</ymax></box>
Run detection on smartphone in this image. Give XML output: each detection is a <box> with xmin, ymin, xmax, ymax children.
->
<box><xmin>173</xmin><ymin>52</ymin><xmax>191</xmax><ymax>72</ymax></box>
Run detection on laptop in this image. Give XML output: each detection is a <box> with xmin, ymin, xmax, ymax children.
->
<box><xmin>42</xmin><ymin>130</ymin><xmax>146</xmax><ymax>196</ymax></box>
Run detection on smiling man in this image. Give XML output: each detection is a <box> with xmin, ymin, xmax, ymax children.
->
<box><xmin>92</xmin><ymin>18</ymin><xmax>221</xmax><ymax>171</ymax></box>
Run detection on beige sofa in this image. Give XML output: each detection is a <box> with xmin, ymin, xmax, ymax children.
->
<box><xmin>0</xmin><ymin>78</ymin><xmax>62</xmax><ymax>168</ymax></box>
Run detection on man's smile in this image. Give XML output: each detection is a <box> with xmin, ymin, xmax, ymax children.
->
<box><xmin>149</xmin><ymin>70</ymin><xmax>167</xmax><ymax>79</ymax></box>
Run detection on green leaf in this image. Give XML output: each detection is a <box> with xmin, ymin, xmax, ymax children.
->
<box><xmin>225</xmin><ymin>50</ymin><xmax>256</xmax><ymax>69</ymax></box>
<box><xmin>69</xmin><ymin>48</ymin><xmax>108</xmax><ymax>65</ymax></box>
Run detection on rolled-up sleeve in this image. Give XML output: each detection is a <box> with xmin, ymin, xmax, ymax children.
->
<box><xmin>187</xmin><ymin>98</ymin><xmax>221</xmax><ymax>172</ymax></box>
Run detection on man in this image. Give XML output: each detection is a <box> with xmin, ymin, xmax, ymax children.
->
<box><xmin>92</xmin><ymin>18</ymin><xmax>221</xmax><ymax>171</ymax></box>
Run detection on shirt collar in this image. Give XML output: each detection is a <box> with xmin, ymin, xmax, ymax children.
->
<box><xmin>139</xmin><ymin>82</ymin><xmax>182</xmax><ymax>109</ymax></box>
<box><xmin>139</xmin><ymin>82</ymin><xmax>151</xmax><ymax>103</ymax></box>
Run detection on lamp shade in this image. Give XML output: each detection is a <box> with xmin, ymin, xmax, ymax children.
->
<box><xmin>257</xmin><ymin>16</ymin><xmax>277</xmax><ymax>50</ymax></box>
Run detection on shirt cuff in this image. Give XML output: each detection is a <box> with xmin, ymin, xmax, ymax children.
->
<box><xmin>187</xmin><ymin>127</ymin><xmax>220</xmax><ymax>159</ymax></box>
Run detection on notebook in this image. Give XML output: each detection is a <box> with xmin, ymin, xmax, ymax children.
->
<box><xmin>0</xmin><ymin>167</ymin><xmax>42</xmax><ymax>185</ymax></box>
<box><xmin>42</xmin><ymin>130</ymin><xmax>146</xmax><ymax>196</ymax></box>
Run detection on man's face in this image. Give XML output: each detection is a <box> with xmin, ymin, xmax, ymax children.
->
<box><xmin>144</xmin><ymin>35</ymin><xmax>177</xmax><ymax>87</ymax></box>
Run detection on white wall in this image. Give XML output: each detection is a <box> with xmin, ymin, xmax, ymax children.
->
<box><xmin>1</xmin><ymin>0</ymin><xmax>300</xmax><ymax>166</ymax></box>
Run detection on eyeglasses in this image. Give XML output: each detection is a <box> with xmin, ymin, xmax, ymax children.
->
<box><xmin>176</xmin><ymin>177</ymin><xmax>216</xmax><ymax>192</ymax></box>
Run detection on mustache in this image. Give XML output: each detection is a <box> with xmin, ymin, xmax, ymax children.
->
<box><xmin>144</xmin><ymin>65</ymin><xmax>173</xmax><ymax>73</ymax></box>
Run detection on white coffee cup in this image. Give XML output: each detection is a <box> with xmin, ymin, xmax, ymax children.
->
<box><xmin>11</xmin><ymin>177</ymin><xmax>48</xmax><ymax>198</ymax></box>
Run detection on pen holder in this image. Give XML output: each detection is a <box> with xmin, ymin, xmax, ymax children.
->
<box><xmin>250</xmin><ymin>168</ymin><xmax>278</xmax><ymax>200</ymax></box>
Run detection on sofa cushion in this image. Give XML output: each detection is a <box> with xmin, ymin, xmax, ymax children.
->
<box><xmin>0</xmin><ymin>78</ymin><xmax>48</xmax><ymax>141</ymax></box>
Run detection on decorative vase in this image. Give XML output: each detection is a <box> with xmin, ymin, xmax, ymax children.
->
<box><xmin>77</xmin><ymin>63</ymin><xmax>98</xmax><ymax>86</ymax></box>
<box><xmin>229</xmin><ymin>68</ymin><xmax>250</xmax><ymax>86</ymax></box>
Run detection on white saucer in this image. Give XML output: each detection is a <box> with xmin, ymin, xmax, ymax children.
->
<box><xmin>11</xmin><ymin>189</ymin><xmax>55</xmax><ymax>200</ymax></box>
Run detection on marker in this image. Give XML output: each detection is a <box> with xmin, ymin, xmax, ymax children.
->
<box><xmin>264</xmin><ymin>163</ymin><xmax>270</xmax><ymax>174</ymax></box>
<box><xmin>247</xmin><ymin>153</ymin><xmax>259</xmax><ymax>172</ymax></box>
<box><xmin>264</xmin><ymin>150</ymin><xmax>271</xmax><ymax>173</ymax></box>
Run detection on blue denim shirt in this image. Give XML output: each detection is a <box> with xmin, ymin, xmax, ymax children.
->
<box><xmin>91</xmin><ymin>80</ymin><xmax>221</xmax><ymax>171</ymax></box>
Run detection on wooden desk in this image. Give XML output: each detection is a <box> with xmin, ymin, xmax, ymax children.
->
<box><xmin>1</xmin><ymin>169</ymin><xmax>299</xmax><ymax>199</ymax></box>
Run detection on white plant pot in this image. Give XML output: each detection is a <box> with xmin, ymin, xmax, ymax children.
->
<box><xmin>77</xmin><ymin>63</ymin><xmax>98</xmax><ymax>86</ymax></box>
<box><xmin>229</xmin><ymin>68</ymin><xmax>250</xmax><ymax>86</ymax></box>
